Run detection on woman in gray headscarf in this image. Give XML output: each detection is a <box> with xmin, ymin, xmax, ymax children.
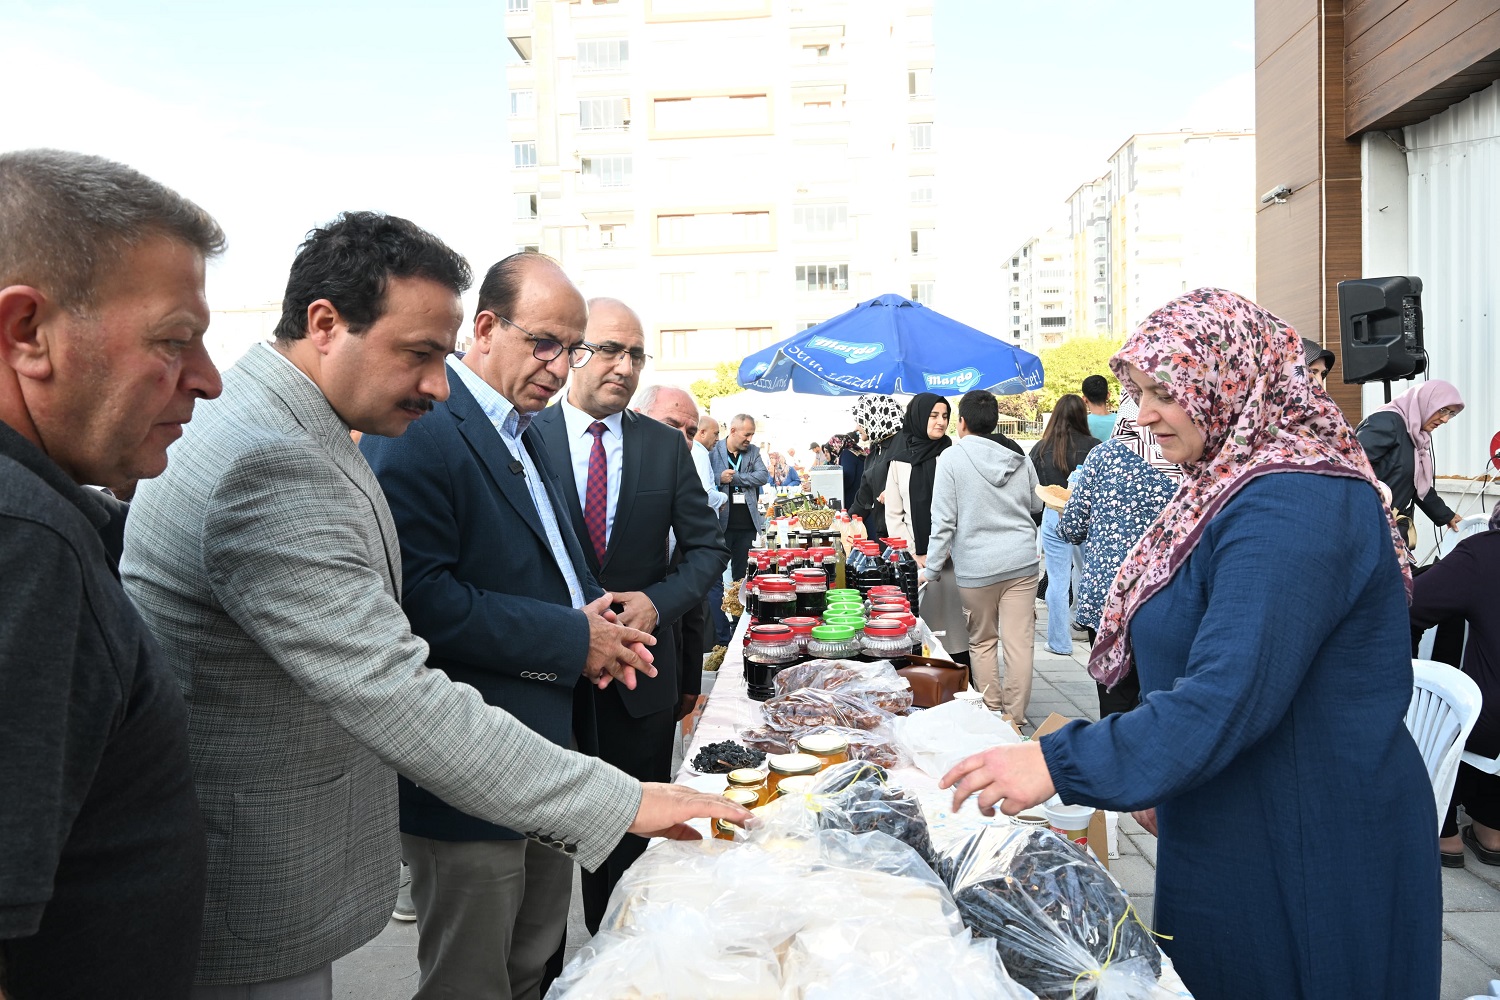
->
<box><xmin>847</xmin><ymin>394</ymin><xmax>905</xmax><ymax>537</ymax></box>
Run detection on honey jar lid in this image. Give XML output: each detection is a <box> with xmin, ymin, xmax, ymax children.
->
<box><xmin>795</xmin><ymin>732</ymin><xmax>849</xmax><ymax>755</ymax></box>
<box><xmin>722</xmin><ymin>788</ymin><xmax>760</xmax><ymax>808</ymax></box>
<box><xmin>715</xmin><ymin>818</ymin><xmax>744</xmax><ymax>835</ymax></box>
<box><xmin>726</xmin><ymin>767</ymin><xmax>768</xmax><ymax>786</ymax></box>
<box><xmin>766</xmin><ymin>752</ymin><xmax>821</xmax><ymax>776</ymax></box>
<box><xmin>775</xmin><ymin>775</ymin><xmax>817</xmax><ymax>797</ymax></box>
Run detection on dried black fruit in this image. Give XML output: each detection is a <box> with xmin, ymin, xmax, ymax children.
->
<box><xmin>690</xmin><ymin>740</ymin><xmax>766</xmax><ymax>774</ymax></box>
<box><xmin>806</xmin><ymin>761</ymin><xmax>935</xmax><ymax>864</ymax></box>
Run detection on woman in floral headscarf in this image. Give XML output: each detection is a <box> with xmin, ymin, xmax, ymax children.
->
<box><xmin>847</xmin><ymin>394</ymin><xmax>905</xmax><ymax>537</ymax></box>
<box><xmin>939</xmin><ymin>289</ymin><xmax>1439</xmax><ymax>1000</ymax></box>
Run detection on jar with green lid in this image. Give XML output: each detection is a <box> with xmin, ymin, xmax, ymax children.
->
<box><xmin>822</xmin><ymin>613</ymin><xmax>866</xmax><ymax>634</ymax></box>
<box><xmin>826</xmin><ymin>588</ymin><xmax>861</xmax><ymax>604</ymax></box>
<box><xmin>765</xmin><ymin>752</ymin><xmax>821</xmax><ymax>796</ymax></box>
<box><xmin>806</xmin><ymin>623</ymin><xmax>861</xmax><ymax>660</ymax></box>
<box><xmin>774</xmin><ymin>774</ymin><xmax>817</xmax><ymax>799</ymax></box>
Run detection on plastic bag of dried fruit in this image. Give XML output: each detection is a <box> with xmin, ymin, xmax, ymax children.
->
<box><xmin>771</xmin><ymin>658</ymin><xmax>915</xmax><ymax>714</ymax></box>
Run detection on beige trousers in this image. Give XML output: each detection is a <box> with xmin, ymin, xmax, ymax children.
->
<box><xmin>959</xmin><ymin>574</ymin><xmax>1039</xmax><ymax>722</ymax></box>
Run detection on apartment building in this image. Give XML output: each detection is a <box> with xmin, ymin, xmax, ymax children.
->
<box><xmin>504</xmin><ymin>0</ymin><xmax>939</xmax><ymax>384</ymax></box>
<box><xmin>1003</xmin><ymin>225</ymin><xmax>1073</xmax><ymax>354</ymax></box>
<box><xmin>1065</xmin><ymin>173</ymin><xmax>1110</xmax><ymax>337</ymax></box>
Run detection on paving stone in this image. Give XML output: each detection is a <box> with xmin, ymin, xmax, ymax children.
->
<box><xmin>1106</xmin><ymin>854</ymin><xmax>1157</xmax><ymax>899</ymax></box>
<box><xmin>1129</xmin><ymin>831</ymin><xmax>1158</xmax><ymax>866</ymax></box>
<box><xmin>1442</xmin><ymin>866</ymin><xmax>1500</xmax><ymax>912</ymax></box>
<box><xmin>1440</xmin><ymin>937</ymin><xmax>1500</xmax><ymax>1000</ymax></box>
<box><xmin>1443</xmin><ymin>911</ymin><xmax>1500</xmax><ymax>971</ymax></box>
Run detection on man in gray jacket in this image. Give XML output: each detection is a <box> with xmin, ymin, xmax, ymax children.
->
<box><xmin>122</xmin><ymin>213</ymin><xmax>746</xmax><ymax>998</ymax></box>
<box><xmin>922</xmin><ymin>390</ymin><xmax>1043</xmax><ymax>725</ymax></box>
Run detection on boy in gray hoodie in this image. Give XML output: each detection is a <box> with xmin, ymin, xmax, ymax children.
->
<box><xmin>922</xmin><ymin>390</ymin><xmax>1043</xmax><ymax>723</ymax></box>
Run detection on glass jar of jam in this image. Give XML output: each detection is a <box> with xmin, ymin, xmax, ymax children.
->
<box><xmin>870</xmin><ymin>601</ymin><xmax>909</xmax><ymax>618</ymax></box>
<box><xmin>861</xmin><ymin>618</ymin><xmax>912</xmax><ymax>661</ymax></box>
<box><xmin>726</xmin><ymin>768</ymin><xmax>769</xmax><ymax>806</ymax></box>
<box><xmin>806</xmin><ymin>623</ymin><xmax>861</xmax><ymax>660</ymax></box>
<box><xmin>745</xmin><ymin>623</ymin><xmax>800</xmax><ymax>701</ymax></box>
<box><xmin>755</xmin><ymin>577</ymin><xmax>796</xmax><ymax>625</ymax></box>
<box><xmin>795</xmin><ymin>731</ymin><xmax>851</xmax><ymax>769</ymax></box>
<box><xmin>781</xmin><ymin>616</ymin><xmax>818</xmax><ymax>655</ymax></box>
<box><xmin>723</xmin><ymin>787</ymin><xmax>761</xmax><ymax>811</ymax></box>
<box><xmin>765</xmin><ymin>752</ymin><xmax>821</xmax><ymax>796</ymax></box>
<box><xmin>792</xmin><ymin>567</ymin><xmax>828</xmax><ymax>618</ymax></box>
<box><xmin>714</xmin><ymin>817</ymin><xmax>745</xmax><ymax>841</ymax></box>
<box><xmin>774</xmin><ymin>774</ymin><xmax>817</xmax><ymax>800</ymax></box>
<box><xmin>742</xmin><ymin>574</ymin><xmax>760</xmax><ymax>621</ymax></box>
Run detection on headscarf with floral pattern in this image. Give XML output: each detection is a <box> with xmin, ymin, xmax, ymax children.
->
<box><xmin>1088</xmin><ymin>288</ymin><xmax>1411</xmax><ymax>690</ymax></box>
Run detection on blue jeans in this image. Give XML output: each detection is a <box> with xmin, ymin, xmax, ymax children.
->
<box><xmin>1040</xmin><ymin>509</ymin><xmax>1080</xmax><ymax>654</ymax></box>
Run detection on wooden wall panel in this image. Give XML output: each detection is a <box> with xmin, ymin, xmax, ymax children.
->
<box><xmin>1257</xmin><ymin>0</ymin><xmax>1319</xmax><ymax>64</ymax></box>
<box><xmin>1257</xmin><ymin>191</ymin><xmax>1323</xmax><ymax>341</ymax></box>
<box><xmin>1345</xmin><ymin>0</ymin><xmax>1437</xmax><ymax>55</ymax></box>
<box><xmin>1257</xmin><ymin>21</ymin><xmax>1323</xmax><ymax>194</ymax></box>
<box><xmin>1323</xmin><ymin>176</ymin><xmax>1366</xmax><ymax>417</ymax></box>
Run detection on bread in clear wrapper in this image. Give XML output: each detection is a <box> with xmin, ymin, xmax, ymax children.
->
<box><xmin>937</xmin><ymin>824</ymin><xmax>1167</xmax><ymax>1000</ymax></box>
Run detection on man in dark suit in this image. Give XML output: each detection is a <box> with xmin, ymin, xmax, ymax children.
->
<box><xmin>534</xmin><ymin>298</ymin><xmax>727</xmax><ymax>932</ymax></box>
<box><xmin>360</xmin><ymin>256</ymin><xmax>661</xmax><ymax>1000</ymax></box>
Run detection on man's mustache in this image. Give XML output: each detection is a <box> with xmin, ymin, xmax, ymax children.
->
<box><xmin>399</xmin><ymin>398</ymin><xmax>435</xmax><ymax>413</ymax></box>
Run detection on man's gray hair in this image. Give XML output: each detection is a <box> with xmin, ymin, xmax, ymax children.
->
<box><xmin>731</xmin><ymin>413</ymin><xmax>755</xmax><ymax>430</ymax></box>
<box><xmin>635</xmin><ymin>384</ymin><xmax>696</xmax><ymax>416</ymax></box>
<box><xmin>0</xmin><ymin>149</ymin><xmax>226</xmax><ymax>310</ymax></box>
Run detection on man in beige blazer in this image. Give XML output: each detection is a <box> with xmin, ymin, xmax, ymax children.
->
<box><xmin>122</xmin><ymin>212</ymin><xmax>744</xmax><ymax>998</ymax></box>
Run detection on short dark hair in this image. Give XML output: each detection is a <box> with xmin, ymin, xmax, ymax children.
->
<box><xmin>273</xmin><ymin>211</ymin><xmax>472</xmax><ymax>341</ymax></box>
<box><xmin>476</xmin><ymin>250</ymin><xmax>560</xmax><ymax>319</ymax></box>
<box><xmin>959</xmin><ymin>390</ymin><xmax>999</xmax><ymax>436</ymax></box>
<box><xmin>1081</xmin><ymin>374</ymin><xmax>1110</xmax><ymax>405</ymax></box>
<box><xmin>0</xmin><ymin>149</ymin><xmax>225</xmax><ymax>311</ymax></box>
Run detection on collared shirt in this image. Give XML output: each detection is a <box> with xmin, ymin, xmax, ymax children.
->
<box><xmin>260</xmin><ymin>341</ymin><xmax>322</xmax><ymax>391</ymax></box>
<box><xmin>560</xmin><ymin>398</ymin><xmax>624</xmax><ymax>546</ymax></box>
<box><xmin>447</xmin><ymin>356</ymin><xmax>586</xmax><ymax>608</ymax></box>
<box><xmin>693</xmin><ymin>440</ymin><xmax>727</xmax><ymax>513</ymax></box>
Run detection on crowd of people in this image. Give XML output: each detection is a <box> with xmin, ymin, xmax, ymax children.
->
<box><xmin>1</xmin><ymin>147</ymin><xmax>1492</xmax><ymax>1000</ymax></box>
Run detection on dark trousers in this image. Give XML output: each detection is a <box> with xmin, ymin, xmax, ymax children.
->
<box><xmin>578</xmin><ymin>695</ymin><xmax>676</xmax><ymax>933</ymax></box>
<box><xmin>725</xmin><ymin>526</ymin><xmax>757</xmax><ymax>580</ymax></box>
<box><xmin>1443</xmin><ymin>764</ymin><xmax>1500</xmax><ymax>838</ymax></box>
<box><xmin>1086</xmin><ymin>625</ymin><xmax>1142</xmax><ymax>718</ymax></box>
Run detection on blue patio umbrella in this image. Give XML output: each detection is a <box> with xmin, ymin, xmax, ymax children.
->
<box><xmin>737</xmin><ymin>293</ymin><xmax>1045</xmax><ymax>396</ymax></box>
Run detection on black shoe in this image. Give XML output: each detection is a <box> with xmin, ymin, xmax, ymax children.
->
<box><xmin>1461</xmin><ymin>825</ymin><xmax>1500</xmax><ymax>867</ymax></box>
<box><xmin>1441</xmin><ymin>850</ymin><xmax>1466</xmax><ymax>869</ymax></box>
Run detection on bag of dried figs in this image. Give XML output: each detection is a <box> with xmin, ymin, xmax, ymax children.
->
<box><xmin>801</xmin><ymin>761</ymin><xmax>936</xmax><ymax>865</ymax></box>
<box><xmin>938</xmin><ymin>825</ymin><xmax>1167</xmax><ymax>1000</ymax></box>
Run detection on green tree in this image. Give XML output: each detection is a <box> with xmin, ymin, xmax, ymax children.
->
<box><xmin>995</xmin><ymin>390</ymin><xmax>1042</xmax><ymax>423</ymax></box>
<box><xmin>689</xmin><ymin>361</ymin><xmax>743</xmax><ymax>410</ymax></box>
<box><xmin>1036</xmin><ymin>336</ymin><xmax>1125</xmax><ymax>415</ymax></box>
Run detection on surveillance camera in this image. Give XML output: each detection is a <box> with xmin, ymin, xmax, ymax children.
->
<box><xmin>1260</xmin><ymin>185</ymin><xmax>1292</xmax><ymax>206</ymax></box>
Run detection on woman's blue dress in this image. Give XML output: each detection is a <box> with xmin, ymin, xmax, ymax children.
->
<box><xmin>1040</xmin><ymin>473</ymin><xmax>1441</xmax><ymax>1000</ymax></box>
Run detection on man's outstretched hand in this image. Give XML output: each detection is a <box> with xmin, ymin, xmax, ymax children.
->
<box><xmin>629</xmin><ymin>782</ymin><xmax>753</xmax><ymax>841</ymax></box>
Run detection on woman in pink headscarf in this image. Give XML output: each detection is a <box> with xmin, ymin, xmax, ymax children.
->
<box><xmin>1355</xmin><ymin>379</ymin><xmax>1465</xmax><ymax>544</ymax></box>
<box><xmin>939</xmin><ymin>289</ymin><xmax>1439</xmax><ymax>1000</ymax></box>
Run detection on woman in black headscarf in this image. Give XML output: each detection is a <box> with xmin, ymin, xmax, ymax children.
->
<box><xmin>885</xmin><ymin>394</ymin><xmax>968</xmax><ymax>665</ymax></box>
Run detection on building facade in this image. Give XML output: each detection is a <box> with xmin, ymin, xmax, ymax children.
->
<box><xmin>504</xmin><ymin>0</ymin><xmax>939</xmax><ymax>384</ymax></box>
<box><xmin>1003</xmin><ymin>227</ymin><xmax>1074</xmax><ymax>354</ymax></box>
<box><xmin>1066</xmin><ymin>173</ymin><xmax>1111</xmax><ymax>337</ymax></box>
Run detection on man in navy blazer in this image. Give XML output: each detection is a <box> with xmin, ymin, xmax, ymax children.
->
<box><xmin>360</xmin><ymin>256</ymin><xmax>660</xmax><ymax>1000</ymax></box>
<box><xmin>533</xmin><ymin>299</ymin><xmax>727</xmax><ymax>932</ymax></box>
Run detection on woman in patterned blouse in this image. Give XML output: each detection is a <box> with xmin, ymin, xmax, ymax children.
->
<box><xmin>1057</xmin><ymin>396</ymin><xmax>1179</xmax><ymax>716</ymax></box>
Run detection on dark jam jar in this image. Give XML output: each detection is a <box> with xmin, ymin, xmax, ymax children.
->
<box><xmin>742</xmin><ymin>575</ymin><xmax>759</xmax><ymax>621</ymax></box>
<box><xmin>745</xmin><ymin>624</ymin><xmax>800</xmax><ymax>701</ymax></box>
<box><xmin>756</xmin><ymin>577</ymin><xmax>796</xmax><ymax>625</ymax></box>
<box><xmin>792</xmin><ymin>568</ymin><xmax>828</xmax><ymax>619</ymax></box>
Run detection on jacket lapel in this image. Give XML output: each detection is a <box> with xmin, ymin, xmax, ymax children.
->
<box><xmin>446</xmin><ymin>369</ymin><xmax>552</xmax><ymax>551</ymax></box>
<box><xmin>535</xmin><ymin>406</ymin><xmax>596</xmax><ymax>575</ymax></box>
<box><xmin>601</xmin><ymin>410</ymin><xmax>641</xmax><ymax>571</ymax></box>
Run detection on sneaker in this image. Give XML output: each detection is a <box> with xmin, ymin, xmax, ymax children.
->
<box><xmin>393</xmin><ymin>862</ymin><xmax>416</xmax><ymax>922</ymax></box>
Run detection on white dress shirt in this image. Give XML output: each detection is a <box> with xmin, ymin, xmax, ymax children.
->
<box><xmin>693</xmin><ymin>440</ymin><xmax>728</xmax><ymax>514</ymax></box>
<box><xmin>560</xmin><ymin>398</ymin><xmax>624</xmax><ymax>547</ymax></box>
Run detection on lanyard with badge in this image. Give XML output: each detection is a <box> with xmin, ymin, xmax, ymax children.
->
<box><xmin>727</xmin><ymin>450</ymin><xmax>747</xmax><ymax>504</ymax></box>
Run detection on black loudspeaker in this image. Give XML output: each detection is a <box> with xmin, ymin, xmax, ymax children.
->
<box><xmin>1337</xmin><ymin>276</ymin><xmax>1427</xmax><ymax>384</ymax></box>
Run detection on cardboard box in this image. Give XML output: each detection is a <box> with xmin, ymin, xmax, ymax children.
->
<box><xmin>1033</xmin><ymin>713</ymin><xmax>1110</xmax><ymax>870</ymax></box>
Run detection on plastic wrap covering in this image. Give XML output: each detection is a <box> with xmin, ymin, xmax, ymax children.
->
<box><xmin>771</xmin><ymin>658</ymin><xmax>914</xmax><ymax>715</ymax></box>
<box><xmin>938</xmin><ymin>825</ymin><xmax>1168</xmax><ymax>1000</ymax></box>
<box><xmin>739</xmin><ymin>723</ymin><xmax>905</xmax><ymax>769</ymax></box>
<box><xmin>546</xmin><ymin>799</ymin><xmax>1031</xmax><ymax>1000</ymax></box>
<box><xmin>800</xmin><ymin>761</ymin><xmax>935</xmax><ymax>864</ymax></box>
<box><xmin>893</xmin><ymin>698</ymin><xmax>1023</xmax><ymax>777</ymax></box>
<box><xmin>761</xmin><ymin>687</ymin><xmax>896</xmax><ymax>731</ymax></box>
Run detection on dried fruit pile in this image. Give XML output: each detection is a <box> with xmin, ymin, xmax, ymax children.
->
<box><xmin>689</xmin><ymin>740</ymin><xmax>765</xmax><ymax>774</ymax></box>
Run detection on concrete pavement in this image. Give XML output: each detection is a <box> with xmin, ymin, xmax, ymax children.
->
<box><xmin>334</xmin><ymin>605</ymin><xmax>1500</xmax><ymax>999</ymax></box>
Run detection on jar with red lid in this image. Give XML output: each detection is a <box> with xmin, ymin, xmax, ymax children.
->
<box><xmin>742</xmin><ymin>574</ymin><xmax>760</xmax><ymax>621</ymax></box>
<box><xmin>808</xmin><ymin>546</ymin><xmax>838</xmax><ymax>588</ymax></box>
<box><xmin>791</xmin><ymin>567</ymin><xmax>828</xmax><ymax>618</ymax></box>
<box><xmin>870</xmin><ymin>600</ymin><xmax>910</xmax><ymax>617</ymax></box>
<box><xmin>876</xmin><ymin>610</ymin><xmax>923</xmax><ymax>656</ymax></box>
<box><xmin>755</xmin><ymin>577</ymin><xmax>796</xmax><ymax>625</ymax></box>
<box><xmin>861</xmin><ymin>618</ymin><xmax>912</xmax><ymax>661</ymax></box>
<box><xmin>786</xmin><ymin>548</ymin><xmax>808</xmax><ymax>572</ymax></box>
<box><xmin>781</xmin><ymin>616</ymin><xmax>818</xmax><ymax>655</ymax></box>
<box><xmin>745</xmin><ymin>623</ymin><xmax>801</xmax><ymax>700</ymax></box>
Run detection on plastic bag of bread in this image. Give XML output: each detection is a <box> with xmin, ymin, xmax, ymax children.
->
<box><xmin>771</xmin><ymin>658</ymin><xmax>915</xmax><ymax>715</ymax></box>
<box><xmin>546</xmin><ymin>799</ymin><xmax>1028</xmax><ymax>999</ymax></box>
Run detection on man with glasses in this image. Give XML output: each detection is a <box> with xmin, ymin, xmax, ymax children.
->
<box><xmin>535</xmin><ymin>301</ymin><xmax>728</xmax><ymax>933</ymax></box>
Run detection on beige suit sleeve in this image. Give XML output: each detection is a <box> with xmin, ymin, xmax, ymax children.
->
<box><xmin>202</xmin><ymin>441</ymin><xmax>639</xmax><ymax>871</ymax></box>
<box><xmin>884</xmin><ymin>460</ymin><xmax>916</xmax><ymax>548</ymax></box>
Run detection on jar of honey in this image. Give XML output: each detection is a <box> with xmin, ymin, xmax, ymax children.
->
<box><xmin>764</xmin><ymin>752</ymin><xmax>820</xmax><ymax>796</ymax></box>
<box><xmin>774</xmin><ymin>774</ymin><xmax>817</xmax><ymax>799</ymax></box>
<box><xmin>722</xmin><ymin>787</ymin><xmax>760</xmax><ymax>811</ymax></box>
<box><xmin>713</xmin><ymin>817</ymin><xmax>745</xmax><ymax>841</ymax></box>
<box><xmin>795</xmin><ymin>731</ymin><xmax>851</xmax><ymax>769</ymax></box>
<box><xmin>726</xmin><ymin>767</ymin><xmax>769</xmax><ymax>805</ymax></box>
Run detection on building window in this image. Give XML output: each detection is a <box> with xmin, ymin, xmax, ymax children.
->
<box><xmin>1011</xmin><ymin>301</ymin><xmax>1020</xmax><ymax>310</ymax></box>
<box><xmin>793</xmin><ymin>204</ymin><xmax>848</xmax><ymax>235</ymax></box>
<box><xmin>661</xmin><ymin>272</ymin><xmax>692</xmax><ymax>300</ymax></box>
<box><xmin>1011</xmin><ymin>271</ymin><xmax>1020</xmax><ymax>281</ymax></box>
<box><xmin>654</xmin><ymin>93</ymin><xmax>769</xmax><ymax>134</ymax></box>
<box><xmin>735</xmin><ymin>270</ymin><xmax>769</xmax><ymax>297</ymax></box>
<box><xmin>795</xmin><ymin>263</ymin><xmax>849</xmax><ymax>293</ymax></box>
<box><xmin>1011</xmin><ymin>257</ymin><xmax>1020</xmax><ymax>267</ymax></box>
<box><xmin>581</xmin><ymin>155</ymin><xmax>632</xmax><ymax>188</ymax></box>
<box><xmin>579</xmin><ymin>97</ymin><xmax>630</xmax><ymax>130</ymax></box>
<box><xmin>1040</xmin><ymin>316</ymin><xmax>1067</xmax><ymax>328</ymax></box>
<box><xmin>509</xmin><ymin>90</ymin><xmax>535</xmax><ymax>118</ymax></box>
<box><xmin>577</xmin><ymin>39</ymin><xmax>629</xmax><ymax>71</ymax></box>
<box><xmin>910</xmin><ymin>281</ymin><xmax>934</xmax><ymax>305</ymax></box>
<box><xmin>513</xmin><ymin>141</ymin><xmax>536</xmax><ymax>168</ymax></box>
<box><xmin>1012</xmin><ymin>316</ymin><xmax>1021</xmax><ymax>326</ymax></box>
<box><xmin>800</xmin><ymin>44</ymin><xmax>830</xmax><ymax>61</ymax></box>
<box><xmin>514</xmin><ymin>194</ymin><xmax>538</xmax><ymax>220</ymax></box>
<box><xmin>908</xmin><ymin>67</ymin><xmax>932</xmax><ymax>99</ymax></box>
<box><xmin>506</xmin><ymin>0</ymin><xmax>529</xmax><ymax>11</ymax></box>
<box><xmin>910</xmin><ymin>179</ymin><xmax>933</xmax><ymax>204</ymax></box>
<box><xmin>519</xmin><ymin>243</ymin><xmax>540</xmax><ymax>253</ymax></box>
<box><xmin>910</xmin><ymin>228</ymin><xmax>934</xmax><ymax>256</ymax></box>
<box><xmin>598</xmin><ymin>223</ymin><xmax>627</xmax><ymax>247</ymax></box>
<box><xmin>657</xmin><ymin>210</ymin><xmax>771</xmax><ymax>249</ymax></box>
<box><xmin>909</xmin><ymin>123</ymin><xmax>932</xmax><ymax>151</ymax></box>
<box><xmin>799</xmin><ymin>319</ymin><xmax>821</xmax><ymax>331</ymax></box>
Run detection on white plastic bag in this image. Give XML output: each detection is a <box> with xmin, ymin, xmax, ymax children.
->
<box><xmin>894</xmin><ymin>696</ymin><xmax>1022</xmax><ymax>777</ymax></box>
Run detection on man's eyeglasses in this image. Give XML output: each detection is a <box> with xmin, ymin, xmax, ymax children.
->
<box><xmin>498</xmin><ymin>316</ymin><xmax>595</xmax><ymax>369</ymax></box>
<box><xmin>587</xmin><ymin>341</ymin><xmax>651</xmax><ymax>371</ymax></box>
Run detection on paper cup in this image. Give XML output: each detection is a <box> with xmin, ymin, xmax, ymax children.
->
<box><xmin>1044</xmin><ymin>801</ymin><xmax>1095</xmax><ymax>847</ymax></box>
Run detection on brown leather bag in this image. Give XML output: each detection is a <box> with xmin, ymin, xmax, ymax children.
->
<box><xmin>897</xmin><ymin>655</ymin><xmax>970</xmax><ymax>708</ymax></box>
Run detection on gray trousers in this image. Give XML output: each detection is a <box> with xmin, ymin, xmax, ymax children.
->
<box><xmin>404</xmin><ymin>832</ymin><xmax>574</xmax><ymax>1000</ymax></box>
<box><xmin>189</xmin><ymin>964</ymin><xmax>331</xmax><ymax>1000</ymax></box>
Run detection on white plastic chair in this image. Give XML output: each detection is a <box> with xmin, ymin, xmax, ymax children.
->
<box><xmin>1406</xmin><ymin>659</ymin><xmax>1483</xmax><ymax>831</ymax></box>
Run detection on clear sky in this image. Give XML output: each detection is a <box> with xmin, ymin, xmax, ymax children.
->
<box><xmin>0</xmin><ymin>0</ymin><xmax>1252</xmax><ymax>331</ymax></box>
